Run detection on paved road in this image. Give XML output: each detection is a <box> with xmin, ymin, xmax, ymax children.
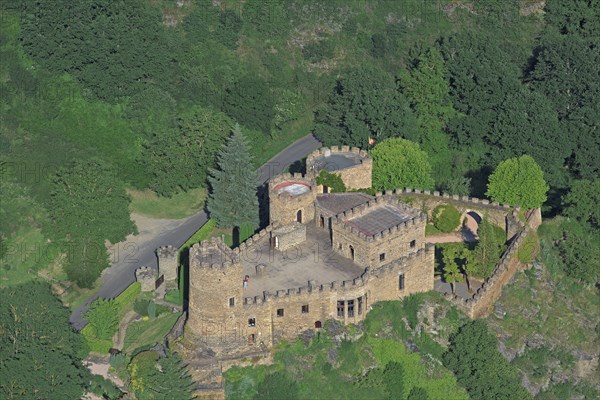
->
<box><xmin>70</xmin><ymin>134</ymin><xmax>322</xmax><ymax>329</ymax></box>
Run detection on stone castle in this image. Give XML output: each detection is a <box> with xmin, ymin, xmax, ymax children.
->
<box><xmin>186</xmin><ymin>146</ymin><xmax>435</xmax><ymax>352</ymax></box>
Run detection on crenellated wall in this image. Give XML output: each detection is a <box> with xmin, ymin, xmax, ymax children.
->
<box><xmin>443</xmin><ymin>209</ymin><xmax>539</xmax><ymax>319</ymax></box>
<box><xmin>268</xmin><ymin>173</ymin><xmax>320</xmax><ymax>225</ymax></box>
<box><xmin>306</xmin><ymin>146</ymin><xmax>372</xmax><ymax>189</ymax></box>
<box><xmin>329</xmin><ymin>195</ymin><xmax>426</xmax><ymax>267</ymax></box>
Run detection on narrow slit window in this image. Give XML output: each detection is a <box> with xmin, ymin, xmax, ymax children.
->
<box><xmin>347</xmin><ymin>300</ymin><xmax>354</xmax><ymax>318</ymax></box>
<box><xmin>379</xmin><ymin>253</ymin><xmax>386</xmax><ymax>262</ymax></box>
<box><xmin>301</xmin><ymin>304</ymin><xmax>309</xmax><ymax>314</ymax></box>
<box><xmin>357</xmin><ymin>297</ymin><xmax>363</xmax><ymax>315</ymax></box>
<box><xmin>399</xmin><ymin>273</ymin><xmax>405</xmax><ymax>290</ymax></box>
<box><xmin>229</xmin><ymin>297</ymin><xmax>235</xmax><ymax>307</ymax></box>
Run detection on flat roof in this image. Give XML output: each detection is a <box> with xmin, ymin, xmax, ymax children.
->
<box><xmin>273</xmin><ymin>181</ymin><xmax>311</xmax><ymax>196</ymax></box>
<box><xmin>240</xmin><ymin>224</ymin><xmax>365</xmax><ymax>298</ymax></box>
<box><xmin>312</xmin><ymin>153</ymin><xmax>363</xmax><ymax>172</ymax></box>
<box><xmin>315</xmin><ymin>193</ymin><xmax>372</xmax><ymax>215</ymax></box>
<box><xmin>345</xmin><ymin>204</ymin><xmax>413</xmax><ymax>236</ymax></box>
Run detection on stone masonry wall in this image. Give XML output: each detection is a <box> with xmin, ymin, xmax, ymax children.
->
<box><xmin>157</xmin><ymin>245</ymin><xmax>178</xmax><ymax>283</ymax></box>
<box><xmin>306</xmin><ymin>146</ymin><xmax>372</xmax><ymax>190</ymax></box>
<box><xmin>268</xmin><ymin>173</ymin><xmax>319</xmax><ymax>226</ymax></box>
<box><xmin>271</xmin><ymin>223</ymin><xmax>306</xmax><ymax>252</ymax></box>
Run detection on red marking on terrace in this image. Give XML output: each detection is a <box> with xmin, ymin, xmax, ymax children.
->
<box><xmin>272</xmin><ymin>181</ymin><xmax>310</xmax><ymax>191</ymax></box>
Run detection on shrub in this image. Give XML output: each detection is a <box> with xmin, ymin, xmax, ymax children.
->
<box><xmin>148</xmin><ymin>302</ymin><xmax>156</xmax><ymax>319</ymax></box>
<box><xmin>432</xmin><ymin>205</ymin><xmax>461</xmax><ymax>233</ymax></box>
<box><xmin>134</xmin><ymin>300</ymin><xmax>151</xmax><ymax>317</ymax></box>
<box><xmin>316</xmin><ymin>170</ymin><xmax>346</xmax><ymax>193</ymax></box>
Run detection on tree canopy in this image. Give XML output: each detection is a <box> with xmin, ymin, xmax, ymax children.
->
<box><xmin>370</xmin><ymin>138</ymin><xmax>434</xmax><ymax>191</ymax></box>
<box><xmin>207</xmin><ymin>125</ymin><xmax>259</xmax><ymax>229</ymax></box>
<box><xmin>314</xmin><ymin>66</ymin><xmax>418</xmax><ymax>148</ymax></box>
<box><xmin>486</xmin><ymin>155</ymin><xmax>549</xmax><ymax>209</ymax></box>
<box><xmin>443</xmin><ymin>320</ymin><xmax>532</xmax><ymax>400</ymax></box>
<box><xmin>0</xmin><ymin>282</ymin><xmax>90</xmax><ymax>399</ymax></box>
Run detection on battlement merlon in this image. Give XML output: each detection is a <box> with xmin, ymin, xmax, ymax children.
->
<box><xmin>156</xmin><ymin>245</ymin><xmax>177</xmax><ymax>258</ymax></box>
<box><xmin>190</xmin><ymin>236</ymin><xmax>239</xmax><ymax>269</ymax></box>
<box><xmin>331</xmin><ymin>194</ymin><xmax>425</xmax><ymax>240</ymax></box>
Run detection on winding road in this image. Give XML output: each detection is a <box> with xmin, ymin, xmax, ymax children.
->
<box><xmin>70</xmin><ymin>134</ymin><xmax>322</xmax><ymax>329</ymax></box>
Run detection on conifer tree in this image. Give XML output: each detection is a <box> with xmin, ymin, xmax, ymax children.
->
<box><xmin>207</xmin><ymin>124</ymin><xmax>259</xmax><ymax>230</ymax></box>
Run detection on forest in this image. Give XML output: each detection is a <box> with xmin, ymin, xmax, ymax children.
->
<box><xmin>0</xmin><ymin>0</ymin><xmax>598</xmax><ymax>399</ymax></box>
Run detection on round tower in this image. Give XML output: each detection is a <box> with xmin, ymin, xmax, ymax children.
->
<box><xmin>187</xmin><ymin>238</ymin><xmax>243</xmax><ymax>339</ymax></box>
<box><xmin>306</xmin><ymin>146</ymin><xmax>372</xmax><ymax>190</ymax></box>
<box><xmin>268</xmin><ymin>172</ymin><xmax>319</xmax><ymax>226</ymax></box>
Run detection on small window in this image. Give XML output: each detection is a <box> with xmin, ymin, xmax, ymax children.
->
<box><xmin>379</xmin><ymin>253</ymin><xmax>386</xmax><ymax>262</ymax></box>
<box><xmin>338</xmin><ymin>243</ymin><xmax>342</xmax><ymax>250</ymax></box>
<box><xmin>277</xmin><ymin>308</ymin><xmax>284</xmax><ymax>317</ymax></box>
<box><xmin>248</xmin><ymin>318</ymin><xmax>256</xmax><ymax>327</ymax></box>
<box><xmin>399</xmin><ymin>273</ymin><xmax>405</xmax><ymax>290</ymax></box>
<box><xmin>337</xmin><ymin>301</ymin><xmax>345</xmax><ymax>318</ymax></box>
<box><xmin>229</xmin><ymin>297</ymin><xmax>235</xmax><ymax>307</ymax></box>
<box><xmin>347</xmin><ymin>300</ymin><xmax>355</xmax><ymax>318</ymax></box>
<box><xmin>301</xmin><ymin>304</ymin><xmax>309</xmax><ymax>314</ymax></box>
<box><xmin>410</xmin><ymin>239</ymin><xmax>416</xmax><ymax>248</ymax></box>
<box><xmin>357</xmin><ymin>296</ymin><xmax>363</xmax><ymax>315</ymax></box>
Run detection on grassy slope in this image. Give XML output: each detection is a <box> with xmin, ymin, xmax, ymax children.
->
<box><xmin>128</xmin><ymin>188</ymin><xmax>207</xmax><ymax>219</ymax></box>
<box><xmin>123</xmin><ymin>312</ymin><xmax>181</xmax><ymax>354</ymax></box>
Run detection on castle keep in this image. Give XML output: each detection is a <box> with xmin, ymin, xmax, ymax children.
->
<box><xmin>187</xmin><ymin>146</ymin><xmax>434</xmax><ymax>351</ymax></box>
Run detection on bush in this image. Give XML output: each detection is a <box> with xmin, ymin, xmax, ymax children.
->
<box><xmin>316</xmin><ymin>170</ymin><xmax>346</xmax><ymax>193</ymax></box>
<box><xmin>134</xmin><ymin>300</ymin><xmax>151</xmax><ymax>317</ymax></box>
<box><xmin>432</xmin><ymin>205</ymin><xmax>461</xmax><ymax>233</ymax></box>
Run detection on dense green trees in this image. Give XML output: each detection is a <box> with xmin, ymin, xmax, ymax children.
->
<box><xmin>207</xmin><ymin>125</ymin><xmax>259</xmax><ymax>229</ymax></box>
<box><xmin>0</xmin><ymin>283</ymin><xmax>90</xmax><ymax>399</ymax></box>
<box><xmin>486</xmin><ymin>156</ymin><xmax>549</xmax><ymax>209</ymax></box>
<box><xmin>255</xmin><ymin>371</ymin><xmax>299</xmax><ymax>400</ymax></box>
<box><xmin>316</xmin><ymin>170</ymin><xmax>346</xmax><ymax>193</ymax></box>
<box><xmin>128</xmin><ymin>350</ymin><xmax>195</xmax><ymax>400</ymax></box>
<box><xmin>472</xmin><ymin>219</ymin><xmax>506</xmax><ymax>279</ymax></box>
<box><xmin>443</xmin><ymin>320</ymin><xmax>532</xmax><ymax>400</ymax></box>
<box><xmin>223</xmin><ymin>75</ymin><xmax>276</xmax><ymax>135</ymax></box>
<box><xmin>142</xmin><ymin>107</ymin><xmax>234</xmax><ymax>196</ymax></box>
<box><xmin>432</xmin><ymin>205</ymin><xmax>461</xmax><ymax>233</ymax></box>
<box><xmin>314</xmin><ymin>66</ymin><xmax>418</xmax><ymax>148</ymax></box>
<box><xmin>370</xmin><ymin>138</ymin><xmax>434</xmax><ymax>191</ymax></box>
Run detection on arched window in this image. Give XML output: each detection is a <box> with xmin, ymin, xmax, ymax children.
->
<box><xmin>349</xmin><ymin>245</ymin><xmax>355</xmax><ymax>260</ymax></box>
<box><xmin>296</xmin><ymin>209</ymin><xmax>302</xmax><ymax>223</ymax></box>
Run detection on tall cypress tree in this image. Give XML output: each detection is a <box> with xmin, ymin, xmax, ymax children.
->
<box><xmin>207</xmin><ymin>124</ymin><xmax>259</xmax><ymax>229</ymax></box>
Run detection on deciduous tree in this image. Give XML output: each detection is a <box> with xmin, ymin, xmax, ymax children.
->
<box><xmin>486</xmin><ymin>155</ymin><xmax>549</xmax><ymax>209</ymax></box>
<box><xmin>370</xmin><ymin>138</ymin><xmax>434</xmax><ymax>191</ymax></box>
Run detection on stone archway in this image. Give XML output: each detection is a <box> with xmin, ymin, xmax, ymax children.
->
<box><xmin>462</xmin><ymin>210</ymin><xmax>482</xmax><ymax>241</ymax></box>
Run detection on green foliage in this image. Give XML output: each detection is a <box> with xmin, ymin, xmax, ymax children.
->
<box><xmin>316</xmin><ymin>170</ymin><xmax>347</xmax><ymax>193</ymax></box>
<box><xmin>42</xmin><ymin>159</ymin><xmax>136</xmax><ymax>287</ymax></box>
<box><xmin>255</xmin><ymin>371</ymin><xmax>299</xmax><ymax>400</ymax></box>
<box><xmin>432</xmin><ymin>204</ymin><xmax>461</xmax><ymax>233</ymax></box>
<box><xmin>207</xmin><ymin>125</ymin><xmax>259</xmax><ymax>229</ymax></box>
<box><xmin>134</xmin><ymin>300</ymin><xmax>151</xmax><ymax>317</ymax></box>
<box><xmin>83</xmin><ymin>298</ymin><xmax>120</xmax><ymax>342</ymax></box>
<box><xmin>18</xmin><ymin>0</ymin><xmax>172</xmax><ymax>102</ymax></box>
<box><xmin>562</xmin><ymin>179</ymin><xmax>600</xmax><ymax>226</ymax></box>
<box><xmin>114</xmin><ymin>282</ymin><xmax>142</xmax><ymax>310</ymax></box>
<box><xmin>164</xmin><ymin>290</ymin><xmax>183</xmax><ymax>306</ymax></box>
<box><xmin>371</xmin><ymin>138</ymin><xmax>435</xmax><ymax>191</ymax></box>
<box><xmin>517</xmin><ymin>231</ymin><xmax>540</xmax><ymax>264</ymax></box>
<box><xmin>472</xmin><ymin>218</ymin><xmax>506</xmax><ymax>279</ymax></box>
<box><xmin>147</xmin><ymin>301</ymin><xmax>156</xmax><ymax>320</ymax></box>
<box><xmin>123</xmin><ymin>313</ymin><xmax>181</xmax><ymax>354</ymax></box>
<box><xmin>407</xmin><ymin>386</ymin><xmax>429</xmax><ymax>400</ymax></box>
<box><xmin>142</xmin><ymin>107</ymin><xmax>234</xmax><ymax>197</ymax></box>
<box><xmin>128</xmin><ymin>350</ymin><xmax>195</xmax><ymax>400</ymax></box>
<box><xmin>314</xmin><ymin>66</ymin><xmax>418</xmax><ymax>148</ymax></box>
<box><xmin>223</xmin><ymin>75</ymin><xmax>275</xmax><ymax>135</ymax></box>
<box><xmin>382</xmin><ymin>361</ymin><xmax>405</xmax><ymax>399</ymax></box>
<box><xmin>441</xmin><ymin>244</ymin><xmax>466</xmax><ymax>289</ymax></box>
<box><xmin>486</xmin><ymin>155</ymin><xmax>549</xmax><ymax>209</ymax></box>
<box><xmin>0</xmin><ymin>283</ymin><xmax>90</xmax><ymax>399</ymax></box>
<box><xmin>443</xmin><ymin>320</ymin><xmax>532</xmax><ymax>400</ymax></box>
<box><xmin>303</xmin><ymin>38</ymin><xmax>336</xmax><ymax>62</ymax></box>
